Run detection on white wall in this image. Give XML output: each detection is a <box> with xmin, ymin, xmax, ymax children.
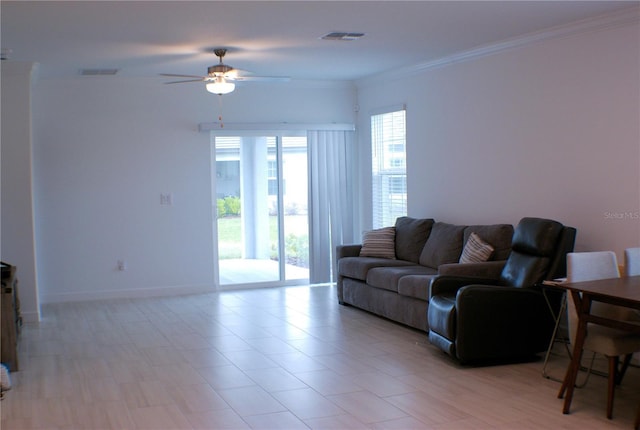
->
<box><xmin>19</xmin><ymin>13</ymin><xmax>640</xmax><ymax>304</ymax></box>
<box><xmin>1</xmin><ymin>61</ymin><xmax>41</xmax><ymax>322</ymax></box>
<box><xmin>356</xmin><ymin>21</ymin><xmax>640</xmax><ymax>259</ymax></box>
<box><xmin>33</xmin><ymin>78</ymin><xmax>355</xmax><ymax>303</ymax></box>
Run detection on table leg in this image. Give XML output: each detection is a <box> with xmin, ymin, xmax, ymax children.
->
<box><xmin>558</xmin><ymin>291</ymin><xmax>590</xmax><ymax>414</ymax></box>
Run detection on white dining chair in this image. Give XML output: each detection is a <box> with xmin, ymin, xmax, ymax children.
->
<box><xmin>566</xmin><ymin>251</ymin><xmax>640</xmax><ymax>419</ymax></box>
<box><xmin>625</xmin><ymin>247</ymin><xmax>640</xmax><ymax>276</ymax></box>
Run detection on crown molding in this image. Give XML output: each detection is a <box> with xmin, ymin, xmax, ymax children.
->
<box><xmin>357</xmin><ymin>5</ymin><xmax>640</xmax><ymax>89</ymax></box>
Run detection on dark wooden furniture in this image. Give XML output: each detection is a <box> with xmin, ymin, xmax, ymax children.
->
<box><xmin>557</xmin><ymin>276</ymin><xmax>640</xmax><ymax>419</ymax></box>
<box><xmin>1</xmin><ymin>262</ymin><xmax>21</xmax><ymax>371</ymax></box>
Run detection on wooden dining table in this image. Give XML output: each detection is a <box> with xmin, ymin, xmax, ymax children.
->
<box><xmin>556</xmin><ymin>276</ymin><xmax>640</xmax><ymax>420</ymax></box>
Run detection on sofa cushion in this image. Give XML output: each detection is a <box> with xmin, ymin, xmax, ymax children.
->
<box><xmin>397</xmin><ymin>274</ymin><xmax>438</xmax><ymax>301</ymax></box>
<box><xmin>464</xmin><ymin>224</ymin><xmax>514</xmax><ymax>261</ymax></box>
<box><xmin>394</xmin><ymin>217</ymin><xmax>435</xmax><ymax>263</ymax></box>
<box><xmin>366</xmin><ymin>265</ymin><xmax>436</xmax><ymax>292</ymax></box>
<box><xmin>419</xmin><ymin>222</ymin><xmax>466</xmax><ymax>268</ymax></box>
<box><xmin>459</xmin><ymin>232</ymin><xmax>494</xmax><ymax>264</ymax></box>
<box><xmin>338</xmin><ymin>257</ymin><xmax>415</xmax><ymax>281</ymax></box>
<box><xmin>359</xmin><ymin>227</ymin><xmax>396</xmax><ymax>259</ymax></box>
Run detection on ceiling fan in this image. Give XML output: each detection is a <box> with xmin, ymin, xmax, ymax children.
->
<box><xmin>160</xmin><ymin>48</ymin><xmax>290</xmax><ymax>95</ymax></box>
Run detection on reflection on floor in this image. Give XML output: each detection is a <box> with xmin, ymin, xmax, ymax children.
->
<box><xmin>219</xmin><ymin>258</ymin><xmax>309</xmax><ymax>286</ymax></box>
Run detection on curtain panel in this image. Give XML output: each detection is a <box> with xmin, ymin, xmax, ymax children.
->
<box><xmin>307</xmin><ymin>130</ymin><xmax>356</xmax><ymax>283</ymax></box>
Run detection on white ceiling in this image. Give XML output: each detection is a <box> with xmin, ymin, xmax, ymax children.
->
<box><xmin>1</xmin><ymin>1</ymin><xmax>636</xmax><ymax>82</ymax></box>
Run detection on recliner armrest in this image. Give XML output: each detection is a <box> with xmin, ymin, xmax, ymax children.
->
<box><xmin>457</xmin><ymin>283</ymin><xmax>542</xmax><ymax>305</ymax></box>
<box><xmin>454</xmin><ymin>284</ymin><xmax>552</xmax><ymax>362</ymax></box>
<box><xmin>429</xmin><ymin>275</ymin><xmax>503</xmax><ymax>299</ymax></box>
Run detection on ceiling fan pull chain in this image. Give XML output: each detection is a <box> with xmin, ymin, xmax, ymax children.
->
<box><xmin>218</xmin><ymin>94</ymin><xmax>225</xmax><ymax>128</ymax></box>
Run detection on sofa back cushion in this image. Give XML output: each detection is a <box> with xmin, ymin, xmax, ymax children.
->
<box><xmin>419</xmin><ymin>222</ymin><xmax>466</xmax><ymax>268</ymax></box>
<box><xmin>395</xmin><ymin>217</ymin><xmax>435</xmax><ymax>263</ymax></box>
<box><xmin>463</xmin><ymin>224</ymin><xmax>514</xmax><ymax>261</ymax></box>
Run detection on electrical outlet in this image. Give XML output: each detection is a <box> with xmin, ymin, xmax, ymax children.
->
<box><xmin>117</xmin><ymin>260</ymin><xmax>127</xmax><ymax>271</ymax></box>
<box><xmin>160</xmin><ymin>193</ymin><xmax>173</xmax><ymax>206</ymax></box>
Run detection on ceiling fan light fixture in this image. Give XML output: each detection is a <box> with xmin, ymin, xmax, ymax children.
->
<box><xmin>206</xmin><ymin>77</ymin><xmax>235</xmax><ymax>95</ymax></box>
<box><xmin>162</xmin><ymin>48</ymin><xmax>289</xmax><ymax>92</ymax></box>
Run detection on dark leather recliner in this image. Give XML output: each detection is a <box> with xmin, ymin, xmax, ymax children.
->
<box><xmin>427</xmin><ymin>217</ymin><xmax>576</xmax><ymax>363</ymax></box>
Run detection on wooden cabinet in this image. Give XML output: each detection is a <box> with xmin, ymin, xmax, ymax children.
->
<box><xmin>1</xmin><ymin>262</ymin><xmax>21</xmax><ymax>372</ymax></box>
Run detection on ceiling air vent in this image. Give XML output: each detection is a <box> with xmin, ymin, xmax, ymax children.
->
<box><xmin>320</xmin><ymin>32</ymin><xmax>365</xmax><ymax>41</ymax></box>
<box><xmin>79</xmin><ymin>68</ymin><xmax>119</xmax><ymax>76</ymax></box>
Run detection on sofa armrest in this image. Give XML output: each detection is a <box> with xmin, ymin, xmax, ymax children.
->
<box><xmin>438</xmin><ymin>260</ymin><xmax>506</xmax><ymax>279</ymax></box>
<box><xmin>429</xmin><ymin>275</ymin><xmax>503</xmax><ymax>299</ymax></box>
<box><xmin>336</xmin><ymin>244</ymin><xmax>362</xmax><ymax>259</ymax></box>
<box><xmin>336</xmin><ymin>244</ymin><xmax>362</xmax><ymax>305</ymax></box>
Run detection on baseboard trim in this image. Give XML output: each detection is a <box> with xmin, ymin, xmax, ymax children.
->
<box><xmin>40</xmin><ymin>283</ymin><xmax>216</xmax><ymax>304</ymax></box>
<box><xmin>20</xmin><ymin>310</ymin><xmax>41</xmax><ymax>323</ymax></box>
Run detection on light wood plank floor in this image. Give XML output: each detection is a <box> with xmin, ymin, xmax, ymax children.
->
<box><xmin>2</xmin><ymin>284</ymin><xmax>640</xmax><ymax>429</ymax></box>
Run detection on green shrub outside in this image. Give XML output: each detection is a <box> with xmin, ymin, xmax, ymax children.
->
<box><xmin>224</xmin><ymin>196</ymin><xmax>241</xmax><ymax>216</ymax></box>
<box><xmin>218</xmin><ymin>214</ymin><xmax>308</xmax><ymax>268</ymax></box>
<box><xmin>269</xmin><ymin>233</ymin><xmax>309</xmax><ymax>268</ymax></box>
<box><xmin>216</xmin><ymin>199</ymin><xmax>226</xmax><ymax>218</ymax></box>
<box><xmin>285</xmin><ymin>233</ymin><xmax>309</xmax><ymax>267</ymax></box>
<box><xmin>217</xmin><ymin>196</ymin><xmax>241</xmax><ymax>218</ymax></box>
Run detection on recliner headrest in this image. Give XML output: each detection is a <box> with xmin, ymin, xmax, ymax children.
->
<box><xmin>511</xmin><ymin>217</ymin><xmax>563</xmax><ymax>257</ymax></box>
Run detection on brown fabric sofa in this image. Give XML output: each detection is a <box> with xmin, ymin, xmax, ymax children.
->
<box><xmin>336</xmin><ymin>217</ymin><xmax>514</xmax><ymax>331</ymax></box>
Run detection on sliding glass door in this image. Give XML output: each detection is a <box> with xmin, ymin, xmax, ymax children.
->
<box><xmin>213</xmin><ymin>135</ymin><xmax>309</xmax><ymax>288</ymax></box>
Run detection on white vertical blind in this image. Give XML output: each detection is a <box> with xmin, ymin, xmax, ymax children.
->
<box><xmin>308</xmin><ymin>130</ymin><xmax>356</xmax><ymax>283</ymax></box>
<box><xmin>371</xmin><ymin>108</ymin><xmax>407</xmax><ymax>228</ymax></box>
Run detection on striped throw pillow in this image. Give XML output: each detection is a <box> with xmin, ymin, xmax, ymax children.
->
<box><xmin>359</xmin><ymin>227</ymin><xmax>396</xmax><ymax>259</ymax></box>
<box><xmin>459</xmin><ymin>232</ymin><xmax>494</xmax><ymax>263</ymax></box>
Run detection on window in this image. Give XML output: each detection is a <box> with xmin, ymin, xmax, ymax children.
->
<box><xmin>205</xmin><ymin>123</ymin><xmax>355</xmax><ymax>286</ymax></box>
<box><xmin>371</xmin><ymin>107</ymin><xmax>407</xmax><ymax>228</ymax></box>
<box><xmin>267</xmin><ymin>160</ymin><xmax>278</xmax><ymax>196</ymax></box>
<box><xmin>212</xmin><ymin>134</ymin><xmax>309</xmax><ymax>287</ymax></box>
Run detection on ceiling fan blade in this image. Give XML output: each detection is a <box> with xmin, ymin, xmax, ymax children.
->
<box><xmin>164</xmin><ymin>79</ymin><xmax>206</xmax><ymax>84</ymax></box>
<box><xmin>160</xmin><ymin>49</ymin><xmax>290</xmax><ymax>87</ymax></box>
<box><xmin>230</xmin><ymin>76</ymin><xmax>291</xmax><ymax>83</ymax></box>
<box><xmin>159</xmin><ymin>73</ymin><xmax>205</xmax><ymax>79</ymax></box>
